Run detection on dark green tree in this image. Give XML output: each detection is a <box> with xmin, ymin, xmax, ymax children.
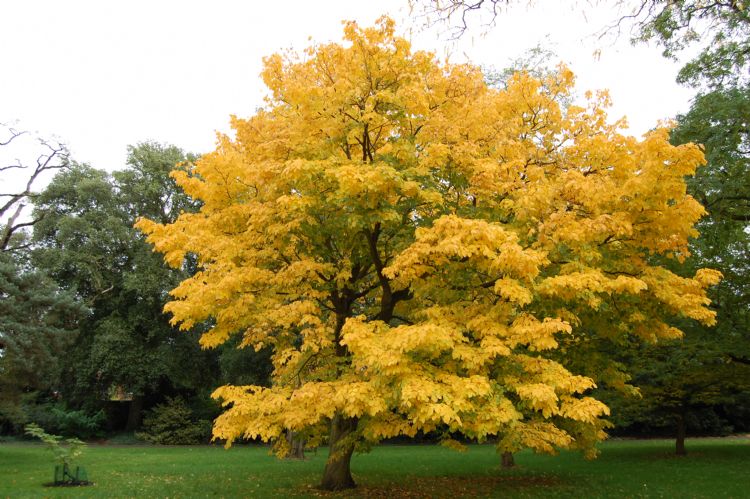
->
<box><xmin>606</xmin><ymin>86</ymin><xmax>750</xmax><ymax>454</ymax></box>
<box><xmin>621</xmin><ymin>1</ymin><xmax>750</xmax><ymax>451</ymax></box>
<box><xmin>0</xmin><ymin>247</ymin><xmax>84</xmax><ymax>425</ymax></box>
<box><xmin>32</xmin><ymin>143</ymin><xmax>213</xmax><ymax>430</ymax></box>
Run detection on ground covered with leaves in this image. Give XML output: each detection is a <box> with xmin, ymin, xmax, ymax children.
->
<box><xmin>1</xmin><ymin>438</ymin><xmax>748</xmax><ymax>497</ymax></box>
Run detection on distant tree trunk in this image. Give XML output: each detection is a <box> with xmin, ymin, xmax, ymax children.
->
<box><xmin>285</xmin><ymin>430</ymin><xmax>306</xmax><ymax>460</ymax></box>
<box><xmin>320</xmin><ymin>414</ymin><xmax>357</xmax><ymax>491</ymax></box>
<box><xmin>675</xmin><ymin>413</ymin><xmax>687</xmax><ymax>456</ymax></box>
<box><xmin>501</xmin><ymin>451</ymin><xmax>515</xmax><ymax>468</ymax></box>
<box><xmin>125</xmin><ymin>395</ymin><xmax>144</xmax><ymax>431</ymax></box>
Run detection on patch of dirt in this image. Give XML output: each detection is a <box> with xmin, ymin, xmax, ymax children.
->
<box><xmin>43</xmin><ymin>481</ymin><xmax>94</xmax><ymax>487</ymax></box>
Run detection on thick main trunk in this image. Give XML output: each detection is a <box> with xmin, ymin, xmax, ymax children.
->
<box><xmin>675</xmin><ymin>414</ymin><xmax>687</xmax><ymax>456</ymax></box>
<box><xmin>285</xmin><ymin>430</ymin><xmax>306</xmax><ymax>460</ymax></box>
<box><xmin>125</xmin><ymin>395</ymin><xmax>144</xmax><ymax>431</ymax></box>
<box><xmin>320</xmin><ymin>414</ymin><xmax>357</xmax><ymax>491</ymax></box>
<box><xmin>501</xmin><ymin>451</ymin><xmax>515</xmax><ymax>468</ymax></box>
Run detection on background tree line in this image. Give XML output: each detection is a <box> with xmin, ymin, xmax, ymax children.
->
<box><xmin>1</xmin><ymin>1</ymin><xmax>748</xmax><ymax>455</ymax></box>
<box><xmin>0</xmin><ymin>140</ymin><xmax>272</xmax><ymax>443</ymax></box>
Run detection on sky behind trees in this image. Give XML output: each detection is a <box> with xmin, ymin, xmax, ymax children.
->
<box><xmin>1</xmin><ymin>0</ymin><xmax>693</xmax><ymax>175</ymax></box>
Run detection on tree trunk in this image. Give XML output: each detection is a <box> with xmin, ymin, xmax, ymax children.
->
<box><xmin>125</xmin><ymin>395</ymin><xmax>144</xmax><ymax>431</ymax></box>
<box><xmin>675</xmin><ymin>413</ymin><xmax>687</xmax><ymax>456</ymax></box>
<box><xmin>285</xmin><ymin>430</ymin><xmax>306</xmax><ymax>460</ymax></box>
<box><xmin>501</xmin><ymin>451</ymin><xmax>515</xmax><ymax>468</ymax></box>
<box><xmin>320</xmin><ymin>414</ymin><xmax>357</xmax><ymax>491</ymax></box>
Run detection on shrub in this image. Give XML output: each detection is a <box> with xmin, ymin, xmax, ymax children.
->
<box><xmin>28</xmin><ymin>403</ymin><xmax>106</xmax><ymax>440</ymax></box>
<box><xmin>137</xmin><ymin>397</ymin><xmax>211</xmax><ymax>445</ymax></box>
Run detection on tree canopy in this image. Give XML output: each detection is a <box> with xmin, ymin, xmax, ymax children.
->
<box><xmin>32</xmin><ymin>143</ymin><xmax>209</xmax><ymax>430</ymax></box>
<box><xmin>138</xmin><ymin>18</ymin><xmax>718</xmax><ymax>490</ymax></box>
<box><xmin>0</xmin><ymin>248</ymin><xmax>83</xmax><ymax>422</ymax></box>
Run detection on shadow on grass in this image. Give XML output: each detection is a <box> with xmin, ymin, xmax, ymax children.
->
<box><xmin>291</xmin><ymin>472</ymin><xmax>572</xmax><ymax>498</ymax></box>
<box><xmin>359</xmin><ymin>474</ymin><xmax>570</xmax><ymax>498</ymax></box>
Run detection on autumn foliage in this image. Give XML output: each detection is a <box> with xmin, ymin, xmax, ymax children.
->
<box><xmin>137</xmin><ymin>18</ymin><xmax>719</xmax><ymax>489</ymax></box>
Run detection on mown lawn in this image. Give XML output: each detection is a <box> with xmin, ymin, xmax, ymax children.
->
<box><xmin>1</xmin><ymin>438</ymin><xmax>748</xmax><ymax>497</ymax></box>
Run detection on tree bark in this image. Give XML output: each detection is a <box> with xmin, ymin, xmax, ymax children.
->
<box><xmin>285</xmin><ymin>430</ymin><xmax>306</xmax><ymax>460</ymax></box>
<box><xmin>501</xmin><ymin>451</ymin><xmax>515</xmax><ymax>468</ymax></box>
<box><xmin>366</xmin><ymin>223</ymin><xmax>411</xmax><ymax>322</ymax></box>
<box><xmin>675</xmin><ymin>413</ymin><xmax>687</xmax><ymax>456</ymax></box>
<box><xmin>125</xmin><ymin>395</ymin><xmax>144</xmax><ymax>431</ymax></box>
<box><xmin>320</xmin><ymin>414</ymin><xmax>358</xmax><ymax>491</ymax></box>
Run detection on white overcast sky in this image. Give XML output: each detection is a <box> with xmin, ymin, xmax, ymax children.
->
<box><xmin>1</xmin><ymin>0</ymin><xmax>695</xmax><ymax>178</ymax></box>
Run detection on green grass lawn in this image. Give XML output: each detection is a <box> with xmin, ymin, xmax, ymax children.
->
<box><xmin>1</xmin><ymin>438</ymin><xmax>748</xmax><ymax>498</ymax></box>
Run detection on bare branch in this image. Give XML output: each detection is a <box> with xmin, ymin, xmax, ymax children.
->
<box><xmin>1</xmin><ymin>125</ymin><xmax>70</xmax><ymax>251</ymax></box>
<box><xmin>410</xmin><ymin>0</ymin><xmax>511</xmax><ymax>39</ymax></box>
<box><xmin>0</xmin><ymin>159</ymin><xmax>28</xmax><ymax>172</ymax></box>
<box><xmin>0</xmin><ymin>125</ymin><xmax>26</xmax><ymax>146</ymax></box>
<box><xmin>0</xmin><ymin>203</ymin><xmax>26</xmax><ymax>251</ymax></box>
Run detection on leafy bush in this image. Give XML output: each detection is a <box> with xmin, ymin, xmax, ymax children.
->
<box><xmin>28</xmin><ymin>403</ymin><xmax>106</xmax><ymax>440</ymax></box>
<box><xmin>137</xmin><ymin>397</ymin><xmax>211</xmax><ymax>445</ymax></box>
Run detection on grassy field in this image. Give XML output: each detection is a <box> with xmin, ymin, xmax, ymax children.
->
<box><xmin>1</xmin><ymin>438</ymin><xmax>748</xmax><ymax>498</ymax></box>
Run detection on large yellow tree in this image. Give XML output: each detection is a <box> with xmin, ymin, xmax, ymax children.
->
<box><xmin>137</xmin><ymin>18</ymin><xmax>719</xmax><ymax>490</ymax></box>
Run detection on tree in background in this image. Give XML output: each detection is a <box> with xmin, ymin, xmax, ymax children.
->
<box><xmin>626</xmin><ymin>1</ymin><xmax>750</xmax><ymax>452</ymax></box>
<box><xmin>616</xmin><ymin>81</ymin><xmax>750</xmax><ymax>455</ymax></box>
<box><xmin>673</xmin><ymin>87</ymin><xmax>749</xmax><ymax>369</ymax></box>
<box><xmin>0</xmin><ymin>247</ymin><xmax>84</xmax><ymax>426</ymax></box>
<box><xmin>0</xmin><ymin>125</ymin><xmax>82</xmax><ymax>429</ymax></box>
<box><xmin>612</xmin><ymin>0</ymin><xmax>749</xmax><ymax>90</ymax></box>
<box><xmin>609</xmin><ymin>1</ymin><xmax>750</xmax><ymax>453</ymax></box>
<box><xmin>139</xmin><ymin>19</ymin><xmax>717</xmax><ymax>490</ymax></box>
<box><xmin>32</xmin><ymin>143</ymin><xmax>212</xmax><ymax>431</ymax></box>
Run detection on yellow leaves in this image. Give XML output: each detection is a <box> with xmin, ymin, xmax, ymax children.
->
<box><xmin>494</xmin><ymin>278</ymin><xmax>534</xmax><ymax>306</ymax></box>
<box><xmin>440</xmin><ymin>438</ymin><xmax>468</xmax><ymax>452</ymax></box>
<box><xmin>633</xmin><ymin>322</ymin><xmax>684</xmax><ymax>343</ymax></box>
<box><xmin>335</xmin><ymin>382</ymin><xmax>389</xmax><ymax>419</ymax></box>
<box><xmin>362</xmin><ymin>414</ymin><xmax>420</xmax><ymax>440</ymax></box>
<box><xmin>342</xmin><ymin>317</ymin><xmax>462</xmax><ymax>373</ymax></box>
<box><xmin>211</xmin><ymin>379</ymin><xmax>389</xmax><ymax>449</ymax></box>
<box><xmin>509</xmin><ymin>315</ymin><xmax>572</xmax><ymax>351</ymax></box>
<box><xmin>559</xmin><ymin>396</ymin><xmax>611</xmax><ymax>424</ymax></box>
<box><xmin>609</xmin><ymin>275</ymin><xmax>649</xmax><ymax>294</ymax></box>
<box><xmin>397</xmin><ymin>373</ymin><xmax>494</xmax><ymax>427</ymax></box>
<box><xmin>327</xmin><ymin>162</ymin><xmax>417</xmax><ymax>217</ymax></box>
<box><xmin>538</xmin><ymin>270</ymin><xmax>648</xmax><ymax>308</ymax></box>
<box><xmin>478</xmin><ymin>336</ymin><xmax>511</xmax><ymax>358</ymax></box>
<box><xmin>499</xmin><ymin>421</ymin><xmax>574</xmax><ymax>455</ymax></box>
<box><xmin>516</xmin><ymin>383</ymin><xmax>560</xmax><ymax>417</ymax></box>
<box><xmin>695</xmin><ymin>268</ymin><xmax>722</xmax><ymax>287</ymax></box>
<box><xmin>641</xmin><ymin>267</ymin><xmax>719</xmax><ymax>326</ymax></box>
<box><xmin>384</xmin><ymin>215</ymin><xmax>548</xmax><ymax>292</ymax></box>
<box><xmin>511</xmin><ymin>355</ymin><xmax>597</xmax><ymax>395</ymax></box>
<box><xmin>135</xmin><ymin>214</ymin><xmax>194</xmax><ymax>269</ymax></box>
